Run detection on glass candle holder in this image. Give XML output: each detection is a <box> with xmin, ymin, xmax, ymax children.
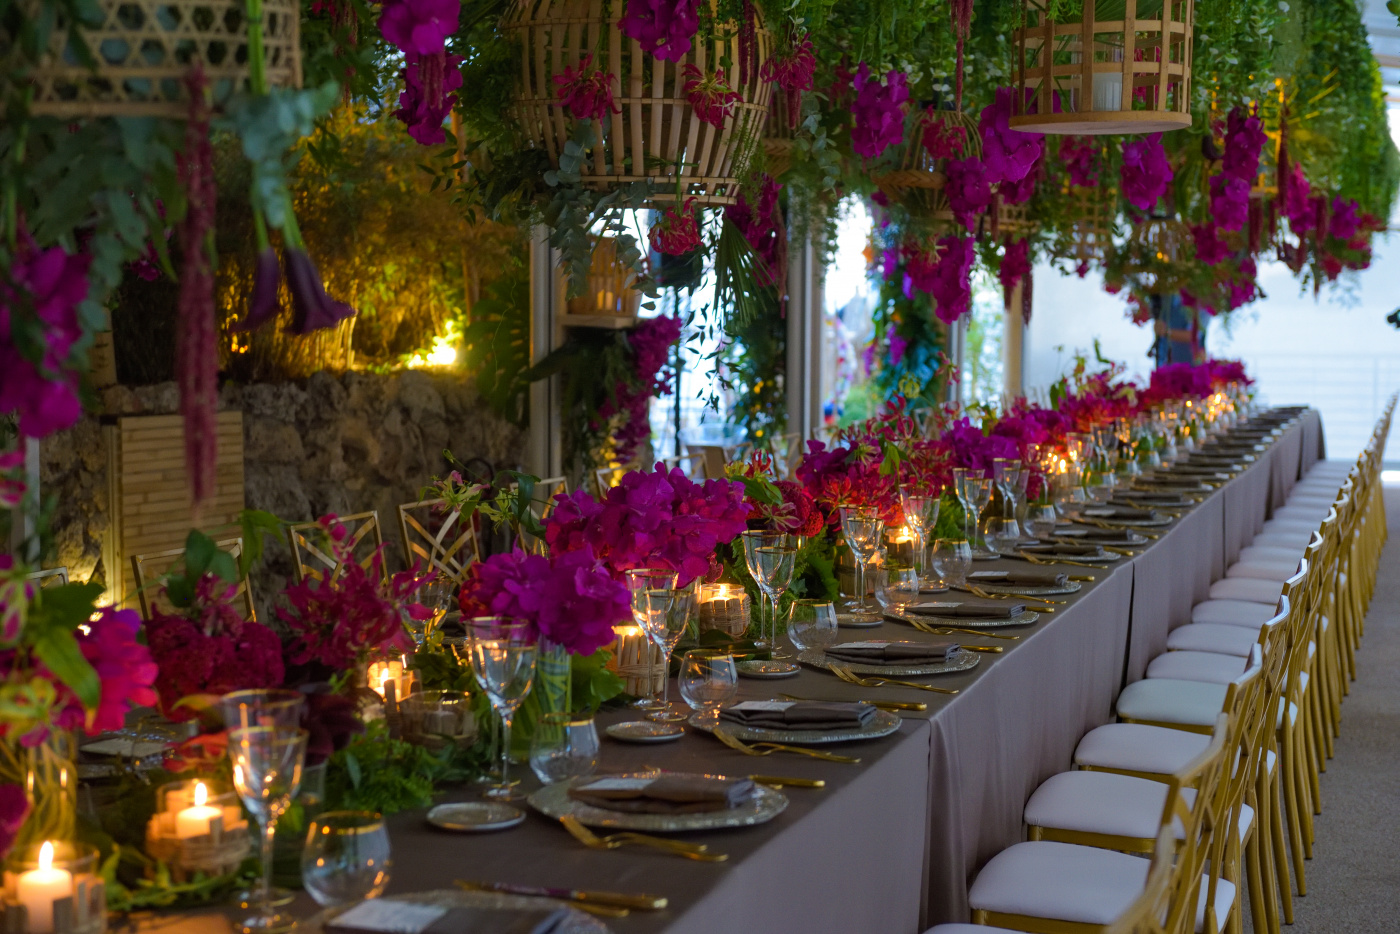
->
<box><xmin>399</xmin><ymin>691</ymin><xmax>477</xmax><ymax>752</ymax></box>
<box><xmin>145</xmin><ymin>779</ymin><xmax>252</xmax><ymax>882</ymax></box>
<box><xmin>4</xmin><ymin>841</ymin><xmax>103</xmax><ymax>934</ymax></box>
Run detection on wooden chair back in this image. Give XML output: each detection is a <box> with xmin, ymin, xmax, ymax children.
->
<box><xmin>1104</xmin><ymin>828</ymin><xmax>1176</xmax><ymax>934</ymax></box>
<box><xmin>395</xmin><ymin>501</ymin><xmax>480</xmax><ymax>585</ymax></box>
<box><xmin>287</xmin><ymin>511</ymin><xmax>385</xmax><ymax>584</ymax></box>
<box><xmin>1162</xmin><ymin>715</ymin><xmax>1232</xmax><ymax>934</ymax></box>
<box><xmin>25</xmin><ymin>567</ymin><xmax>69</xmax><ymax>589</ymax></box>
<box><xmin>130</xmin><ymin>539</ymin><xmax>255</xmax><ymax>622</ymax></box>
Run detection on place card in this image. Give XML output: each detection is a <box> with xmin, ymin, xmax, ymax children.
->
<box><xmin>968</xmin><ymin>571</ymin><xmax>1009</xmax><ymax>579</ymax></box>
<box><xmin>832</xmin><ymin>641</ymin><xmax>890</xmax><ymax>649</ymax></box>
<box><xmin>330</xmin><ymin>900</ymin><xmax>448</xmax><ymax>933</ymax></box>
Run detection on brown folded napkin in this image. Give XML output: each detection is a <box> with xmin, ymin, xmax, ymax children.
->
<box><xmin>1019</xmin><ymin>542</ymin><xmax>1105</xmax><ymax>556</ymax></box>
<box><xmin>966</xmin><ymin>568</ymin><xmax>1069</xmax><ymax>587</ymax></box>
<box><xmin>1081</xmin><ymin>505</ymin><xmax>1156</xmax><ymax>520</ymax></box>
<box><xmin>329</xmin><ymin>901</ymin><xmax>570</xmax><ymax>934</ymax></box>
<box><xmin>569</xmin><ymin>775</ymin><xmax>757</xmax><ymax>814</ymax></box>
<box><xmin>1112</xmin><ymin>493</ymin><xmax>1188</xmax><ymax>507</ymax></box>
<box><xmin>825</xmin><ymin>640</ymin><xmax>958</xmax><ymax>665</ymax></box>
<box><xmin>720</xmin><ymin>700</ymin><xmax>877</xmax><ymax>731</ymax></box>
<box><xmin>902</xmin><ymin>599</ymin><xmax>1026</xmax><ymax>618</ymax></box>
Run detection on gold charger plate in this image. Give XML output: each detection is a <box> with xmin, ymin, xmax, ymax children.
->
<box><xmin>529</xmin><ymin>772</ymin><xmax>788</xmax><ymax>833</ymax></box>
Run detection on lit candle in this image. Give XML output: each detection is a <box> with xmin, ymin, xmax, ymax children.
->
<box><xmin>17</xmin><ymin>842</ymin><xmax>72</xmax><ymax>934</ymax></box>
<box><xmin>367</xmin><ymin>658</ymin><xmax>404</xmax><ymax>701</ymax></box>
<box><xmin>175</xmin><ymin>782</ymin><xmax>221</xmax><ymax>839</ymax></box>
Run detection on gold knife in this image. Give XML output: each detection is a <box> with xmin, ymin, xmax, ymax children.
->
<box><xmin>748</xmin><ymin>774</ymin><xmax>826</xmax><ymax>788</ymax></box>
<box><xmin>776</xmin><ymin>692</ymin><xmax>927</xmax><ymax>711</ymax></box>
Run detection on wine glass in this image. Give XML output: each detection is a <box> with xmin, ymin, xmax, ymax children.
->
<box><xmin>640</xmin><ymin>585</ymin><xmax>698</xmax><ymax>722</ymax></box>
<box><xmin>301</xmin><ymin>810</ymin><xmax>391</xmax><ymax>908</ymax></box>
<box><xmin>899</xmin><ymin>488</ymin><xmax>941</xmax><ymax>587</ymax></box>
<box><xmin>952</xmin><ymin>468</ymin><xmax>975</xmax><ymax>543</ymax></box>
<box><xmin>624</xmin><ymin>568</ymin><xmax>677</xmax><ymax>709</ymax></box>
<box><xmin>412</xmin><ymin>574</ymin><xmax>457</xmax><ymax>646</ymax></box>
<box><xmin>930</xmin><ymin>538</ymin><xmax>973</xmax><ymax>588</ymax></box>
<box><xmin>220</xmin><ymin>689</ymin><xmax>305</xmax><ymax>730</ymax></box>
<box><xmin>230</xmin><ymin>726</ymin><xmax>308</xmax><ymax>934</ymax></box>
<box><xmin>874</xmin><ymin>563</ymin><xmax>921</xmax><ymax>615</ymax></box>
<box><xmin>786</xmin><ymin>600</ymin><xmax>839</xmax><ymax>652</ymax></box>
<box><xmin>741</xmin><ymin>530</ymin><xmax>798</xmax><ymax>657</ymax></box>
<box><xmin>678</xmin><ymin>650</ymin><xmax>738</xmax><ymax>727</ymax></box>
<box><xmin>529</xmin><ymin>713</ymin><xmax>600</xmax><ymax>784</ymax></box>
<box><xmin>967</xmin><ymin>478</ymin><xmax>994</xmax><ymax>556</ymax></box>
<box><xmin>839</xmin><ymin>505</ymin><xmax>885</xmax><ymax>623</ymax></box>
<box><xmin>466</xmin><ymin>617</ymin><xmax>537</xmax><ymax>801</ymax></box>
<box><xmin>1027</xmin><ymin>503</ymin><xmax>1059</xmax><ymax>540</ymax></box>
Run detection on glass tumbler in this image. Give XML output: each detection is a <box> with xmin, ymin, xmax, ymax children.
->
<box><xmin>301</xmin><ymin>810</ymin><xmax>391</xmax><ymax>908</ymax></box>
<box><xmin>529</xmin><ymin>713</ymin><xmax>600</xmax><ymax>784</ymax></box>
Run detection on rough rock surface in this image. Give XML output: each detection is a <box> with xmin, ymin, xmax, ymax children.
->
<box><xmin>39</xmin><ymin>371</ymin><xmax>525</xmax><ymax>618</ymax></box>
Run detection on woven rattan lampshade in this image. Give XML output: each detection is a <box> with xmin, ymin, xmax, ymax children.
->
<box><xmin>504</xmin><ymin>0</ymin><xmax>773</xmax><ymax>206</ymax></box>
<box><xmin>1010</xmin><ymin>0</ymin><xmax>1193</xmax><ymax>135</ymax></box>
<box><xmin>22</xmin><ymin>0</ymin><xmax>300</xmax><ymax>118</ymax></box>
<box><xmin>876</xmin><ymin>109</ymin><xmax>979</xmax><ymax>195</ymax></box>
<box><xmin>1123</xmin><ymin>215</ymin><xmax>1190</xmax><ymax>292</ymax></box>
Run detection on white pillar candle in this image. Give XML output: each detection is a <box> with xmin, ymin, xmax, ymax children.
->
<box><xmin>175</xmin><ymin>782</ymin><xmax>221</xmax><ymax>839</ymax></box>
<box><xmin>17</xmin><ymin>842</ymin><xmax>72</xmax><ymax>934</ymax></box>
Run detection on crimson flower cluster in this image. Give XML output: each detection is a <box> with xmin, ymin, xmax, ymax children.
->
<box><xmin>553</xmin><ymin>53</ymin><xmax>618</xmax><ymax>122</ymax></box>
<box><xmin>795</xmin><ymin>440</ymin><xmax>900</xmax><ymax>527</ymax></box>
<box><xmin>850</xmin><ymin>64</ymin><xmax>908</xmax><ymax>160</ymax></box>
<box><xmin>682</xmin><ymin>65</ymin><xmax>742</xmax><ymax>127</ymax></box>
<box><xmin>649</xmin><ymin>200</ymin><xmax>703</xmax><ymax>256</ymax></box>
<box><xmin>618</xmin><ymin>0</ymin><xmax>699</xmax><ymax>61</ymax></box>
<box><xmin>725</xmin><ymin>176</ymin><xmax>785</xmax><ymax>287</ymax></box>
<box><xmin>760</xmin><ymin>35</ymin><xmax>815</xmax><ymax>129</ymax></box>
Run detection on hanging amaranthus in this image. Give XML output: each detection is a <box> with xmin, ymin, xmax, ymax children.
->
<box><xmin>951</xmin><ymin>0</ymin><xmax>973</xmax><ymax>109</ymax></box>
<box><xmin>738</xmin><ymin>0</ymin><xmax>757</xmax><ymax>86</ymax></box>
<box><xmin>176</xmin><ymin>67</ymin><xmax>218</xmax><ymax>510</ymax></box>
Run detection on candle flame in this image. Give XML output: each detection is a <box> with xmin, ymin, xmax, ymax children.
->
<box><xmin>194</xmin><ymin>782</ymin><xmax>208</xmax><ymax>808</ymax></box>
<box><xmin>380</xmin><ymin>670</ymin><xmax>393</xmax><ymax>693</ymax></box>
<box><xmin>38</xmin><ymin>841</ymin><xmax>53</xmax><ymax>872</ymax></box>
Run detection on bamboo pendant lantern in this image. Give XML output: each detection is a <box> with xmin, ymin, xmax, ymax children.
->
<box><xmin>1121</xmin><ymin>215</ymin><xmax>1190</xmax><ymax>292</ymax></box>
<box><xmin>876</xmin><ymin>108</ymin><xmax>980</xmax><ymax>195</ymax></box>
<box><xmin>505</xmin><ymin>0</ymin><xmax>774</xmax><ymax>206</ymax></box>
<box><xmin>21</xmin><ymin>0</ymin><xmax>301</xmax><ymax>118</ymax></box>
<box><xmin>1010</xmin><ymin>0</ymin><xmax>1194</xmax><ymax>135</ymax></box>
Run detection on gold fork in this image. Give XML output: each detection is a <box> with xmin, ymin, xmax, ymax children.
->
<box><xmin>899</xmin><ymin>615</ymin><xmax>1019</xmax><ymax>641</ymax></box>
<box><xmin>1074</xmin><ymin>517</ymin><xmax>1162</xmax><ymax>539</ymax></box>
<box><xmin>966</xmin><ymin>585</ymin><xmax>1067</xmax><ymax>605</ymax></box>
<box><xmin>829</xmin><ymin>664</ymin><xmax>959</xmax><ymax>694</ymax></box>
<box><xmin>712</xmin><ymin>727</ymin><xmax>862</xmax><ymax>763</ymax></box>
<box><xmin>560</xmin><ymin>815</ymin><xmax>727</xmax><ymax>862</ymax></box>
<box><xmin>1017</xmin><ymin>553</ymin><xmax>1107</xmax><ymax>571</ymax></box>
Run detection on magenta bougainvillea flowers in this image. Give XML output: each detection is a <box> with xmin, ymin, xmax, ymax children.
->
<box><xmin>944</xmin><ymin>158</ymin><xmax>991</xmax><ymax>231</ymax></box>
<box><xmin>850</xmin><ymin>63</ymin><xmax>908</xmax><ymax>160</ymax></box>
<box><xmin>618</xmin><ymin>0</ymin><xmax>700</xmax><ymax>62</ymax></box>
<box><xmin>1120</xmin><ymin>132</ymin><xmax>1174</xmax><ymax>212</ymax></box>
<box><xmin>1059</xmin><ymin>136</ymin><xmax>1099</xmax><ymax>188</ymax></box>
<box><xmin>979</xmin><ymin>87</ymin><xmax>1043</xmax><ymax>186</ymax></box>
<box><xmin>929</xmin><ymin>235</ymin><xmax>976</xmax><ymax>323</ymax></box>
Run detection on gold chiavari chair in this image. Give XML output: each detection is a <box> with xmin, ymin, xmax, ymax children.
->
<box><xmin>594</xmin><ymin>464</ymin><xmax>635</xmax><ymax>495</ymax></box>
<box><xmin>511</xmin><ymin>476</ymin><xmax>568</xmax><ymax>556</ymax></box>
<box><xmin>24</xmin><ymin>567</ymin><xmax>69</xmax><ymax>589</ymax></box>
<box><xmin>966</xmin><ymin>715</ymin><xmax>1231</xmax><ymax>934</ymax></box>
<box><xmin>685</xmin><ymin>444</ymin><xmax>728</xmax><ymax>480</ymax></box>
<box><xmin>131</xmin><ymin>539</ymin><xmax>256</xmax><ymax>622</ymax></box>
<box><xmin>924</xmin><ymin>828</ymin><xmax>1177</xmax><ymax>934</ymax></box>
<box><xmin>288</xmin><ymin>511</ymin><xmax>386</xmax><ymax>584</ymax></box>
<box><xmin>396</xmin><ymin>499</ymin><xmax>479</xmax><ymax>586</ymax></box>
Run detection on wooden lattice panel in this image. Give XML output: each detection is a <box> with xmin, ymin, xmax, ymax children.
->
<box><xmin>1011</xmin><ymin>0</ymin><xmax>1193</xmax><ymax>135</ymax></box>
<box><xmin>504</xmin><ymin>0</ymin><xmax>773</xmax><ymax>206</ymax></box>
<box><xmin>22</xmin><ymin>0</ymin><xmax>300</xmax><ymax>119</ymax></box>
<box><xmin>111</xmin><ymin>412</ymin><xmax>244</xmax><ymax>609</ymax></box>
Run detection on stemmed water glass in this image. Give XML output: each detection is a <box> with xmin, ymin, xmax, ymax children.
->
<box><xmin>466</xmin><ymin>617</ymin><xmax>537</xmax><ymax>801</ymax></box>
<box><xmin>230</xmin><ymin>726</ymin><xmax>308</xmax><ymax>934</ymax></box>
<box><xmin>740</xmin><ymin>530</ymin><xmax>798</xmax><ymax>655</ymax></box>
<box><xmin>839</xmin><ymin>506</ymin><xmax>885</xmax><ymax>622</ymax></box>
<box><xmin>678</xmin><ymin>649</ymin><xmax>738</xmax><ymax>728</ymax></box>
<box><xmin>967</xmin><ymin>477</ymin><xmax>994</xmax><ymax>556</ymax></box>
<box><xmin>640</xmin><ymin>584</ymin><xmax>699</xmax><ymax>721</ymax></box>
<box><xmin>624</xmin><ymin>568</ymin><xmax>678</xmax><ymax>709</ymax></box>
<box><xmin>991</xmin><ymin>459</ymin><xmax>1023</xmax><ymax>545</ymax></box>
<box><xmin>899</xmin><ymin>488</ymin><xmax>941</xmax><ymax>588</ymax></box>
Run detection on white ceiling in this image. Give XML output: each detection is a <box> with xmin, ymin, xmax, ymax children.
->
<box><xmin>1361</xmin><ymin>0</ymin><xmax>1400</xmax><ymax>98</ymax></box>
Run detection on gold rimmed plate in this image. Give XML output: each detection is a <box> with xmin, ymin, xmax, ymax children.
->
<box><xmin>529</xmin><ymin>772</ymin><xmax>788</xmax><ymax>833</ymax></box>
<box><xmin>799</xmin><ymin>645</ymin><xmax>981</xmax><ymax>677</ymax></box>
<box><xmin>687</xmin><ymin>707</ymin><xmax>901</xmax><ymax>744</ymax></box>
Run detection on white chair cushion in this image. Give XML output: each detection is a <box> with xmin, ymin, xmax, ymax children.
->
<box><xmin>1273</xmin><ymin>505</ymin><xmax>1329</xmax><ymax>521</ymax></box>
<box><xmin>1075</xmin><ymin>722</ymin><xmax>1212</xmax><ymax>775</ymax></box>
<box><xmin>1147</xmin><ymin>650</ymin><xmax>1249</xmax><ymax>684</ymax></box>
<box><xmin>1226</xmin><ymin>559</ymin><xmax>1299</xmax><ymax>581</ymax></box>
<box><xmin>926</xmin><ymin>927</ymin><xmax>1034</xmax><ymax>934</ymax></box>
<box><xmin>967</xmin><ymin>840</ymin><xmax>1234</xmax><ymax>934</ymax></box>
<box><xmin>1238</xmin><ymin>545</ymin><xmax>1305</xmax><ymax>564</ymax></box>
<box><xmin>967</xmin><ymin>841</ymin><xmax>1149</xmax><ymax>926</ymax></box>
<box><xmin>1249</xmin><ymin>531</ymin><xmax>1313</xmax><ymax>550</ymax></box>
<box><xmin>1116</xmin><ymin>678</ymin><xmax>1228</xmax><ymax>727</ymax></box>
<box><xmin>1307</xmin><ymin>461</ymin><xmax>1352</xmax><ymax>475</ymax></box>
<box><xmin>1024</xmin><ymin>770</ymin><xmax>1182</xmax><ymax>840</ymax></box>
<box><xmin>1191</xmin><ymin>600</ymin><xmax>1274</xmax><ymax>627</ymax></box>
<box><xmin>1284</xmin><ymin>494</ymin><xmax>1335</xmax><ymax>507</ymax></box>
<box><xmin>1261</xmin><ymin>518</ymin><xmax>1318</xmax><ymax>535</ymax></box>
<box><xmin>1168</xmin><ymin>622</ymin><xmax>1260</xmax><ymax>655</ymax></box>
<box><xmin>1208</xmin><ymin>577</ymin><xmax>1284</xmax><ymax>605</ymax></box>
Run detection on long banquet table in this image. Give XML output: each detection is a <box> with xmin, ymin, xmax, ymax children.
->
<box><xmin>171</xmin><ymin>409</ymin><xmax>1328</xmax><ymax>934</ymax></box>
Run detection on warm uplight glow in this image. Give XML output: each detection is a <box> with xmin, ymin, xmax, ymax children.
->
<box><xmin>405</xmin><ymin>318</ymin><xmax>462</xmax><ymax>368</ymax></box>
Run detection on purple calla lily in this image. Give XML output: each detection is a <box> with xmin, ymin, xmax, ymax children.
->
<box><xmin>285</xmin><ymin>249</ymin><xmax>355</xmax><ymax>335</ymax></box>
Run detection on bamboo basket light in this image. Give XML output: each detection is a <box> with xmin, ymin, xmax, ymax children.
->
<box><xmin>1010</xmin><ymin>0</ymin><xmax>1193</xmax><ymax>135</ymax></box>
<box><xmin>20</xmin><ymin>0</ymin><xmax>301</xmax><ymax>118</ymax></box>
<box><xmin>1123</xmin><ymin>215</ymin><xmax>1190</xmax><ymax>292</ymax></box>
<box><xmin>763</xmin><ymin>92</ymin><xmax>798</xmax><ymax>179</ymax></box>
<box><xmin>504</xmin><ymin>0</ymin><xmax>774</xmax><ymax>206</ymax></box>
<box><xmin>876</xmin><ymin>108</ymin><xmax>979</xmax><ymax>195</ymax></box>
<box><xmin>554</xmin><ymin>236</ymin><xmax>642</xmax><ymax>325</ymax></box>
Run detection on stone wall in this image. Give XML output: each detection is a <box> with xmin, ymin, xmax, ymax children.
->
<box><xmin>40</xmin><ymin>370</ymin><xmax>526</xmax><ymax>617</ymax></box>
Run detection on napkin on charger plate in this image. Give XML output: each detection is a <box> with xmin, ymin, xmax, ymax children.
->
<box><xmin>1018</xmin><ymin>542</ymin><xmax>1105</xmax><ymax>556</ymax></box>
<box><xmin>825</xmin><ymin>640</ymin><xmax>959</xmax><ymax>665</ymax></box>
<box><xmin>900</xmin><ymin>600</ymin><xmax>1027</xmax><ymax>619</ymax></box>
<box><xmin>329</xmin><ymin>899</ymin><xmax>570</xmax><ymax>934</ymax></box>
<box><xmin>720</xmin><ymin>700</ymin><xmax>877</xmax><ymax>731</ymax></box>
<box><xmin>1080</xmin><ymin>505</ymin><xmax>1156</xmax><ymax>520</ymax></box>
<box><xmin>1052</xmin><ymin>526</ymin><xmax>1136</xmax><ymax>541</ymax></box>
<box><xmin>966</xmin><ymin>568</ymin><xmax>1069</xmax><ymax>587</ymax></box>
<box><xmin>568</xmin><ymin>775</ymin><xmax>757</xmax><ymax>814</ymax></box>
